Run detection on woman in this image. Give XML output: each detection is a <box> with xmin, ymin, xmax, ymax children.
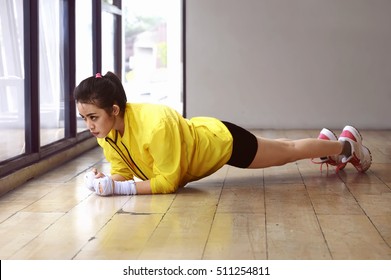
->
<box><xmin>74</xmin><ymin>72</ymin><xmax>371</xmax><ymax>196</ymax></box>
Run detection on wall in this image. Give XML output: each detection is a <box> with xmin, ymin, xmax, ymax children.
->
<box><xmin>186</xmin><ymin>0</ymin><xmax>391</xmax><ymax>129</ymax></box>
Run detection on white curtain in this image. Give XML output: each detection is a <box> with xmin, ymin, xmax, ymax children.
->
<box><xmin>0</xmin><ymin>0</ymin><xmax>24</xmax><ymax>126</ymax></box>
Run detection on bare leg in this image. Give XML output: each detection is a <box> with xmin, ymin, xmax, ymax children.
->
<box><xmin>248</xmin><ymin>137</ymin><xmax>343</xmax><ymax>168</ymax></box>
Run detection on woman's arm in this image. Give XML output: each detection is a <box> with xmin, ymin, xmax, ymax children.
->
<box><xmin>134</xmin><ymin>180</ymin><xmax>153</xmax><ymax>195</ymax></box>
<box><xmin>92</xmin><ymin>169</ymin><xmax>153</xmax><ymax>195</ymax></box>
<box><xmin>111</xmin><ymin>173</ymin><xmax>153</xmax><ymax>195</ymax></box>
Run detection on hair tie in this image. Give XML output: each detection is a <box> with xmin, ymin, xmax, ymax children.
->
<box><xmin>95</xmin><ymin>73</ymin><xmax>102</xmax><ymax>78</ymax></box>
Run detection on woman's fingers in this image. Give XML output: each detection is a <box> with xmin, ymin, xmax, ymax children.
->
<box><xmin>95</xmin><ymin>172</ymin><xmax>106</xmax><ymax>178</ymax></box>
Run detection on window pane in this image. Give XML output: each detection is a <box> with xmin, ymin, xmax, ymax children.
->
<box><xmin>75</xmin><ymin>0</ymin><xmax>93</xmax><ymax>132</ymax></box>
<box><xmin>0</xmin><ymin>0</ymin><xmax>25</xmax><ymax>161</ymax></box>
<box><xmin>123</xmin><ymin>0</ymin><xmax>182</xmax><ymax>114</ymax></box>
<box><xmin>39</xmin><ymin>0</ymin><xmax>65</xmax><ymax>146</ymax></box>
<box><xmin>102</xmin><ymin>10</ymin><xmax>115</xmax><ymax>73</ymax></box>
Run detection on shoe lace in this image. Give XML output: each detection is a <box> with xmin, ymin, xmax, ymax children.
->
<box><xmin>311</xmin><ymin>158</ymin><xmax>331</xmax><ymax>173</ymax></box>
<box><xmin>335</xmin><ymin>163</ymin><xmax>346</xmax><ymax>173</ymax></box>
<box><xmin>311</xmin><ymin>158</ymin><xmax>345</xmax><ymax>173</ymax></box>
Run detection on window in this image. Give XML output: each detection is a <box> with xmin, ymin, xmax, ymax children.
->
<box><xmin>123</xmin><ymin>0</ymin><xmax>183</xmax><ymax>114</ymax></box>
<box><xmin>76</xmin><ymin>0</ymin><xmax>93</xmax><ymax>132</ymax></box>
<box><xmin>101</xmin><ymin>10</ymin><xmax>116</xmax><ymax>73</ymax></box>
<box><xmin>39</xmin><ymin>0</ymin><xmax>65</xmax><ymax>146</ymax></box>
<box><xmin>0</xmin><ymin>0</ymin><xmax>25</xmax><ymax>161</ymax></box>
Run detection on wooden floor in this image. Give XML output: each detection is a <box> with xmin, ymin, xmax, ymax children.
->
<box><xmin>0</xmin><ymin>129</ymin><xmax>390</xmax><ymax>260</ymax></box>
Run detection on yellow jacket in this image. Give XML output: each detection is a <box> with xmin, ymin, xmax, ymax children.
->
<box><xmin>97</xmin><ymin>103</ymin><xmax>233</xmax><ymax>194</ymax></box>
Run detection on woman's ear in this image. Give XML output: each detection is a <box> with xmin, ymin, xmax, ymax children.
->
<box><xmin>112</xmin><ymin>105</ymin><xmax>120</xmax><ymax>116</ymax></box>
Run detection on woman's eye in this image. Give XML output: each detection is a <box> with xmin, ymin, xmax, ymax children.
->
<box><xmin>90</xmin><ymin>116</ymin><xmax>97</xmax><ymax>121</ymax></box>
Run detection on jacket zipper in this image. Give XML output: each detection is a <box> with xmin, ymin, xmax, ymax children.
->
<box><xmin>105</xmin><ymin>131</ymin><xmax>148</xmax><ymax>180</ymax></box>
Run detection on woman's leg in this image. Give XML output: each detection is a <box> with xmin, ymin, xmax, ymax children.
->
<box><xmin>248</xmin><ymin>137</ymin><xmax>343</xmax><ymax>169</ymax></box>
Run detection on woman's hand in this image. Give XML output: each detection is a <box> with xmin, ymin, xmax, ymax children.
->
<box><xmin>91</xmin><ymin>168</ymin><xmax>106</xmax><ymax>178</ymax></box>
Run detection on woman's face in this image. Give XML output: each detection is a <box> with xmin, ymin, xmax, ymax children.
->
<box><xmin>77</xmin><ymin>102</ymin><xmax>118</xmax><ymax>138</ymax></box>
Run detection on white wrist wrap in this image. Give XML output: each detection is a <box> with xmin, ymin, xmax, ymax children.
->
<box><xmin>84</xmin><ymin>171</ymin><xmax>96</xmax><ymax>192</ymax></box>
<box><xmin>114</xmin><ymin>180</ymin><xmax>137</xmax><ymax>195</ymax></box>
<box><xmin>84</xmin><ymin>171</ymin><xmax>137</xmax><ymax>196</ymax></box>
<box><xmin>93</xmin><ymin>175</ymin><xmax>113</xmax><ymax>196</ymax></box>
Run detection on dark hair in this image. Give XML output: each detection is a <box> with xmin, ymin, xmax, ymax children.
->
<box><xmin>73</xmin><ymin>71</ymin><xmax>127</xmax><ymax>116</ymax></box>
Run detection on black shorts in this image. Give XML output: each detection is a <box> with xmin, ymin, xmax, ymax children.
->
<box><xmin>222</xmin><ymin>121</ymin><xmax>258</xmax><ymax>168</ymax></box>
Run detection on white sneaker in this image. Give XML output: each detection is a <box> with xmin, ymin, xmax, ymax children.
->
<box><xmin>338</xmin><ymin>125</ymin><xmax>372</xmax><ymax>172</ymax></box>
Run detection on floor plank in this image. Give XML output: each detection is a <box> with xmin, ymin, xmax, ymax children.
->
<box><xmin>9</xmin><ymin>191</ymin><xmax>130</xmax><ymax>259</ymax></box>
<box><xmin>318</xmin><ymin>215</ymin><xmax>391</xmax><ymax>259</ymax></box>
<box><xmin>74</xmin><ymin>213</ymin><xmax>164</xmax><ymax>260</ymax></box>
<box><xmin>0</xmin><ymin>212</ymin><xmax>63</xmax><ymax>259</ymax></box>
<box><xmin>265</xmin><ymin>183</ymin><xmax>331</xmax><ymax>259</ymax></box>
<box><xmin>204</xmin><ymin>213</ymin><xmax>266</xmax><ymax>259</ymax></box>
<box><xmin>137</xmin><ymin>208</ymin><xmax>216</xmax><ymax>259</ymax></box>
